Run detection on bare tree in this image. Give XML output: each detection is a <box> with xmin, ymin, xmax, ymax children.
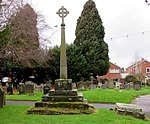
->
<box><xmin>0</xmin><ymin>1</ymin><xmax>50</xmax><ymax>69</ymax></box>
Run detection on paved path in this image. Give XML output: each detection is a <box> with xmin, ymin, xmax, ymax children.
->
<box><xmin>6</xmin><ymin>101</ymin><xmax>116</xmax><ymax>109</ymax></box>
<box><xmin>132</xmin><ymin>94</ymin><xmax>150</xmax><ymax>118</ymax></box>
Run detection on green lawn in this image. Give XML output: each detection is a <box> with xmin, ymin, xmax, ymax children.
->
<box><xmin>6</xmin><ymin>87</ymin><xmax>150</xmax><ymax>103</ymax></box>
<box><xmin>6</xmin><ymin>91</ymin><xmax>42</xmax><ymax>101</ymax></box>
<box><xmin>0</xmin><ymin>105</ymin><xmax>150</xmax><ymax>124</ymax></box>
<box><xmin>82</xmin><ymin>87</ymin><xmax>150</xmax><ymax>103</ymax></box>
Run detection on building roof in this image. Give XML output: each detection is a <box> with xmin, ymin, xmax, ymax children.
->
<box><xmin>109</xmin><ymin>62</ymin><xmax>121</xmax><ymax>69</ymax></box>
<box><xmin>126</xmin><ymin>58</ymin><xmax>150</xmax><ymax>69</ymax></box>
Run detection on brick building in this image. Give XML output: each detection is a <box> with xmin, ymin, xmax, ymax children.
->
<box><xmin>98</xmin><ymin>62</ymin><xmax>121</xmax><ymax>82</ymax></box>
<box><xmin>126</xmin><ymin>58</ymin><xmax>150</xmax><ymax>82</ymax></box>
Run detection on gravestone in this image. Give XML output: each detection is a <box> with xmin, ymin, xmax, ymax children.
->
<box><xmin>90</xmin><ymin>84</ymin><xmax>97</xmax><ymax>90</ymax></box>
<box><xmin>0</xmin><ymin>88</ymin><xmax>4</xmax><ymax>108</ymax></box>
<box><xmin>97</xmin><ymin>81</ymin><xmax>102</xmax><ymax>88</ymax></box>
<box><xmin>77</xmin><ymin>81</ymin><xmax>83</xmax><ymax>90</ymax></box>
<box><xmin>25</xmin><ymin>81</ymin><xmax>34</xmax><ymax>93</ymax></box>
<box><xmin>43</xmin><ymin>85</ymin><xmax>51</xmax><ymax>95</ymax></box>
<box><xmin>18</xmin><ymin>83</ymin><xmax>25</xmax><ymax>94</ymax></box>
<box><xmin>129</xmin><ymin>82</ymin><xmax>134</xmax><ymax>88</ymax></box>
<box><xmin>101</xmin><ymin>84</ymin><xmax>106</xmax><ymax>89</ymax></box>
<box><xmin>124</xmin><ymin>83</ymin><xmax>130</xmax><ymax>90</ymax></box>
<box><xmin>115</xmin><ymin>82</ymin><xmax>121</xmax><ymax>91</ymax></box>
<box><xmin>146</xmin><ymin>82</ymin><xmax>150</xmax><ymax>87</ymax></box>
<box><xmin>7</xmin><ymin>86</ymin><xmax>13</xmax><ymax>95</ymax></box>
<box><xmin>107</xmin><ymin>79</ymin><xmax>115</xmax><ymax>89</ymax></box>
<box><xmin>34</xmin><ymin>84</ymin><xmax>43</xmax><ymax>91</ymax></box>
<box><xmin>134</xmin><ymin>84</ymin><xmax>141</xmax><ymax>90</ymax></box>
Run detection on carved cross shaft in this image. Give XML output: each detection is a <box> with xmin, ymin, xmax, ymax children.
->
<box><xmin>56</xmin><ymin>6</ymin><xmax>69</xmax><ymax>24</ymax></box>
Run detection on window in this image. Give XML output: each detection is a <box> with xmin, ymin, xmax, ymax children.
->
<box><xmin>146</xmin><ymin>67</ymin><xmax>150</xmax><ymax>73</ymax></box>
<box><xmin>109</xmin><ymin>68</ymin><xmax>120</xmax><ymax>73</ymax></box>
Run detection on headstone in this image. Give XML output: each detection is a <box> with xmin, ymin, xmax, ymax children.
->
<box><xmin>34</xmin><ymin>84</ymin><xmax>43</xmax><ymax>91</ymax></box>
<box><xmin>77</xmin><ymin>81</ymin><xmax>85</xmax><ymax>90</ymax></box>
<box><xmin>0</xmin><ymin>88</ymin><xmax>4</xmax><ymax>108</ymax></box>
<box><xmin>7</xmin><ymin>86</ymin><xmax>13</xmax><ymax>95</ymax></box>
<box><xmin>115</xmin><ymin>82</ymin><xmax>121</xmax><ymax>91</ymax></box>
<box><xmin>129</xmin><ymin>82</ymin><xmax>134</xmax><ymax>88</ymax></box>
<box><xmin>97</xmin><ymin>82</ymin><xmax>102</xmax><ymax>88</ymax></box>
<box><xmin>43</xmin><ymin>85</ymin><xmax>51</xmax><ymax>95</ymax></box>
<box><xmin>85</xmin><ymin>80</ymin><xmax>92</xmax><ymax>90</ymax></box>
<box><xmin>124</xmin><ymin>83</ymin><xmax>130</xmax><ymax>90</ymax></box>
<box><xmin>25</xmin><ymin>81</ymin><xmax>34</xmax><ymax>93</ymax></box>
<box><xmin>101</xmin><ymin>84</ymin><xmax>107</xmax><ymax>89</ymax></box>
<box><xmin>90</xmin><ymin>84</ymin><xmax>96</xmax><ymax>90</ymax></box>
<box><xmin>18</xmin><ymin>83</ymin><xmax>26</xmax><ymax>94</ymax></box>
<box><xmin>107</xmin><ymin>79</ymin><xmax>115</xmax><ymax>89</ymax></box>
<box><xmin>134</xmin><ymin>84</ymin><xmax>141</xmax><ymax>90</ymax></box>
<box><xmin>146</xmin><ymin>82</ymin><xmax>150</xmax><ymax>87</ymax></box>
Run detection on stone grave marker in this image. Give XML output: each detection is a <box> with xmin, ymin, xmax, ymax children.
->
<box><xmin>115</xmin><ymin>82</ymin><xmax>121</xmax><ymax>91</ymax></box>
<box><xmin>101</xmin><ymin>84</ymin><xmax>107</xmax><ymax>89</ymax></box>
<box><xmin>25</xmin><ymin>81</ymin><xmax>34</xmax><ymax>94</ymax></box>
<box><xmin>134</xmin><ymin>84</ymin><xmax>141</xmax><ymax>90</ymax></box>
<box><xmin>90</xmin><ymin>84</ymin><xmax>97</xmax><ymax>90</ymax></box>
<box><xmin>34</xmin><ymin>84</ymin><xmax>43</xmax><ymax>91</ymax></box>
<box><xmin>18</xmin><ymin>83</ymin><xmax>26</xmax><ymax>94</ymax></box>
<box><xmin>124</xmin><ymin>83</ymin><xmax>130</xmax><ymax>90</ymax></box>
<box><xmin>43</xmin><ymin>85</ymin><xmax>51</xmax><ymax>95</ymax></box>
<box><xmin>0</xmin><ymin>88</ymin><xmax>4</xmax><ymax>108</ymax></box>
<box><xmin>77</xmin><ymin>81</ymin><xmax>85</xmax><ymax>90</ymax></box>
<box><xmin>97</xmin><ymin>82</ymin><xmax>102</xmax><ymax>88</ymax></box>
<box><xmin>7</xmin><ymin>85</ymin><xmax>13</xmax><ymax>95</ymax></box>
<box><xmin>107</xmin><ymin>79</ymin><xmax>115</xmax><ymax>89</ymax></box>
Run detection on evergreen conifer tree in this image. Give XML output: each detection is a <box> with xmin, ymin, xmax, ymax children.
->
<box><xmin>74</xmin><ymin>0</ymin><xmax>109</xmax><ymax>77</ymax></box>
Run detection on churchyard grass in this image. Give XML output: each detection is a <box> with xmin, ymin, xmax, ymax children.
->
<box><xmin>82</xmin><ymin>87</ymin><xmax>150</xmax><ymax>103</ymax></box>
<box><xmin>6</xmin><ymin>91</ymin><xmax>42</xmax><ymax>101</ymax></box>
<box><xmin>0</xmin><ymin>105</ymin><xmax>149</xmax><ymax>124</ymax></box>
<box><xmin>6</xmin><ymin>87</ymin><xmax>150</xmax><ymax>103</ymax></box>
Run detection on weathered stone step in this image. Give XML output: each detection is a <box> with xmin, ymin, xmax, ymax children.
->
<box><xmin>27</xmin><ymin>104</ymin><xmax>95</xmax><ymax>115</ymax></box>
<box><xmin>49</xmin><ymin>90</ymin><xmax>78</xmax><ymax>96</ymax></box>
<box><xmin>42</xmin><ymin>95</ymin><xmax>84</xmax><ymax>102</ymax></box>
<box><xmin>35</xmin><ymin>102</ymin><xmax>93</xmax><ymax>109</ymax></box>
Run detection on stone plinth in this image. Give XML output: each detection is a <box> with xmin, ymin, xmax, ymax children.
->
<box><xmin>115</xmin><ymin>103</ymin><xmax>146</xmax><ymax>120</ymax></box>
<box><xmin>55</xmin><ymin>79</ymin><xmax>72</xmax><ymax>90</ymax></box>
<box><xmin>42</xmin><ymin>93</ymin><xmax>84</xmax><ymax>102</ymax></box>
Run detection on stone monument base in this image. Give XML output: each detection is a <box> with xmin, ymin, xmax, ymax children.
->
<box><xmin>27</xmin><ymin>102</ymin><xmax>95</xmax><ymax>115</ymax></box>
<box><xmin>27</xmin><ymin>79</ymin><xmax>95</xmax><ymax>115</ymax></box>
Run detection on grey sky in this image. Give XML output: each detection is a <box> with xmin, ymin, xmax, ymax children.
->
<box><xmin>31</xmin><ymin>0</ymin><xmax>150</xmax><ymax>68</ymax></box>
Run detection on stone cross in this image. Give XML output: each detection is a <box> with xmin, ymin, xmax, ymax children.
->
<box><xmin>57</xmin><ymin>6</ymin><xmax>69</xmax><ymax>79</ymax></box>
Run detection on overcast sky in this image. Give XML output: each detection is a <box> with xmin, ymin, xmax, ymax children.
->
<box><xmin>30</xmin><ymin>0</ymin><xmax>150</xmax><ymax>68</ymax></box>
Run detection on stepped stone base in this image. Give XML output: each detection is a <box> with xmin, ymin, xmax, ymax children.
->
<box><xmin>27</xmin><ymin>79</ymin><xmax>95</xmax><ymax>115</ymax></box>
<box><xmin>27</xmin><ymin>102</ymin><xmax>95</xmax><ymax>115</ymax></box>
<box><xmin>42</xmin><ymin>90</ymin><xmax>85</xmax><ymax>102</ymax></box>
